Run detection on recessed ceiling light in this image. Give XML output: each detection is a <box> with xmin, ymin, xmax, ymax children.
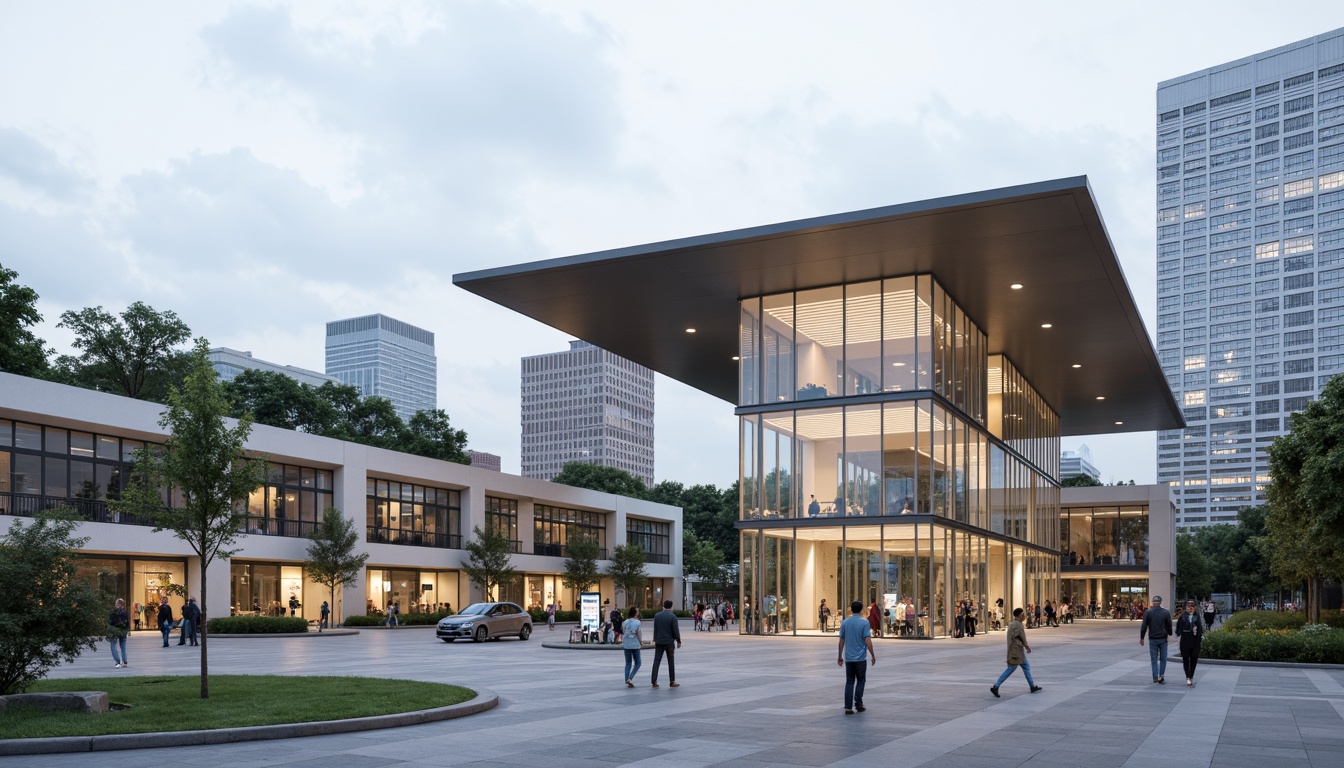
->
<box><xmin>1115</xmin><ymin>421</ymin><xmax>1124</xmax><ymax>425</ymax></box>
<box><xmin>1041</xmin><ymin>323</ymin><xmax>1053</xmax><ymax>329</ymax></box>
<box><xmin>892</xmin><ymin>362</ymin><xmax>906</xmax><ymax>367</ymax></box>
<box><xmin>1096</xmin><ymin>396</ymin><xmax>1106</xmax><ymax>400</ymax></box>
<box><xmin>1072</xmin><ymin>364</ymin><xmax>1082</xmax><ymax>369</ymax></box>
<box><xmin>685</xmin><ymin>328</ymin><xmax>696</xmax><ymax>334</ymax></box>
<box><xmin>731</xmin><ymin>356</ymin><xmax>740</xmax><ymax>361</ymax></box>
<box><xmin>1010</xmin><ymin>283</ymin><xmax>1023</xmax><ymax>290</ymax></box>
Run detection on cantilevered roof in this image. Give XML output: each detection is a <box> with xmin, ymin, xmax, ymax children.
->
<box><xmin>454</xmin><ymin>177</ymin><xmax>1183</xmax><ymax>436</ymax></box>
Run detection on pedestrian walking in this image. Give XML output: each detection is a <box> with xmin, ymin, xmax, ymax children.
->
<box><xmin>156</xmin><ymin>599</ymin><xmax>175</xmax><ymax>647</ymax></box>
<box><xmin>868</xmin><ymin>599</ymin><xmax>882</xmax><ymax>638</ymax></box>
<box><xmin>546</xmin><ymin>602</ymin><xmax>556</xmax><ymax>631</ymax></box>
<box><xmin>320</xmin><ymin>600</ymin><xmax>330</xmax><ymax>630</ymax></box>
<box><xmin>650</xmin><ymin>600</ymin><xmax>682</xmax><ymax>688</ymax></box>
<box><xmin>622</xmin><ymin>607</ymin><xmax>643</xmax><ymax>688</ymax></box>
<box><xmin>608</xmin><ymin>602</ymin><xmax>624</xmax><ymax>644</ymax></box>
<box><xmin>837</xmin><ymin>600</ymin><xmax>876</xmax><ymax>715</ymax></box>
<box><xmin>1139</xmin><ymin>595</ymin><xmax>1173</xmax><ymax>684</ymax></box>
<box><xmin>990</xmin><ymin>608</ymin><xmax>1042</xmax><ymax>697</ymax></box>
<box><xmin>819</xmin><ymin>598</ymin><xmax>832</xmax><ymax>632</ymax></box>
<box><xmin>107</xmin><ymin>598</ymin><xmax>130</xmax><ymax>668</ymax></box>
<box><xmin>1176</xmin><ymin>599</ymin><xmax>1204</xmax><ymax>687</ymax></box>
<box><xmin>1202</xmin><ymin>597</ymin><xmax>1217</xmax><ymax>631</ymax></box>
<box><xmin>178</xmin><ymin>596</ymin><xmax>200</xmax><ymax>646</ymax></box>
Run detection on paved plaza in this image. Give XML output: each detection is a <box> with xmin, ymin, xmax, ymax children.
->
<box><xmin>6</xmin><ymin>620</ymin><xmax>1343</xmax><ymax>767</ymax></box>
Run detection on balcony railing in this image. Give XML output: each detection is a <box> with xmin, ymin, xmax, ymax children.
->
<box><xmin>533</xmin><ymin>542</ymin><xmax>609</xmax><ymax>559</ymax></box>
<box><xmin>0</xmin><ymin>492</ymin><xmax>157</xmax><ymax>527</ymax></box>
<box><xmin>645</xmin><ymin>552</ymin><xmax>671</xmax><ymax>565</ymax></box>
<box><xmin>241</xmin><ymin>516</ymin><xmax>321</xmax><ymax>539</ymax></box>
<box><xmin>366</xmin><ymin>526</ymin><xmax>463</xmax><ymax>550</ymax></box>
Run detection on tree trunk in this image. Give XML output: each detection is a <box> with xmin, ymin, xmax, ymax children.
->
<box><xmin>200</xmin><ymin>572</ymin><xmax>209</xmax><ymax>699</ymax></box>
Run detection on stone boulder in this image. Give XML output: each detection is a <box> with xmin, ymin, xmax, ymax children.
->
<box><xmin>0</xmin><ymin>691</ymin><xmax>109</xmax><ymax>714</ymax></box>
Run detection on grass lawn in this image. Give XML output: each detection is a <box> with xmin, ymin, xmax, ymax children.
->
<box><xmin>1</xmin><ymin>675</ymin><xmax>475</xmax><ymax>739</ymax></box>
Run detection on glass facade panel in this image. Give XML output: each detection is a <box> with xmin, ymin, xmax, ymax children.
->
<box><xmin>845</xmin><ymin>405</ymin><xmax>881</xmax><ymax>516</ymax></box>
<box><xmin>762</xmin><ymin>293</ymin><xmax>795</xmax><ymax>404</ymax></box>
<box><xmin>844</xmin><ymin>281</ymin><xmax>882</xmax><ymax>396</ymax></box>
<box><xmin>367</xmin><ymin>480</ymin><xmax>461</xmax><ymax>549</ymax></box>
<box><xmin>794</xmin><ymin>285</ymin><xmax>844</xmax><ymax>399</ymax></box>
<box><xmin>882</xmin><ymin>276</ymin><xmax>918</xmax><ymax>392</ymax></box>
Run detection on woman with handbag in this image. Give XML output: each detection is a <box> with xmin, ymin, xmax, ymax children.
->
<box><xmin>1176</xmin><ymin>599</ymin><xmax>1204</xmax><ymax>687</ymax></box>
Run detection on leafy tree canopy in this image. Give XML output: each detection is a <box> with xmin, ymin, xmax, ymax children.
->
<box><xmin>0</xmin><ymin>510</ymin><xmax>107</xmax><ymax>695</ymax></box>
<box><xmin>54</xmin><ymin>301</ymin><xmax>192</xmax><ymax>401</ymax></box>
<box><xmin>1175</xmin><ymin>533</ymin><xmax>1212</xmax><ymax>601</ymax></box>
<box><xmin>305</xmin><ymin>507</ymin><xmax>370</xmax><ymax>630</ymax></box>
<box><xmin>551</xmin><ymin>462</ymin><xmax>650</xmax><ymax>498</ymax></box>
<box><xmin>0</xmin><ymin>263</ymin><xmax>51</xmax><ymax>376</ymax></box>
<box><xmin>114</xmin><ymin>339</ymin><xmax>268</xmax><ymax>698</ymax></box>
<box><xmin>683</xmin><ymin>529</ymin><xmax>726</xmax><ymax>583</ymax></box>
<box><xmin>1060</xmin><ymin>475</ymin><xmax>1102</xmax><ymax>487</ymax></box>
<box><xmin>462</xmin><ymin>526</ymin><xmax>517</xmax><ymax>599</ymax></box>
<box><xmin>1266</xmin><ymin>374</ymin><xmax>1344</xmax><ymax>619</ymax></box>
<box><xmin>560</xmin><ymin>535</ymin><xmax>603</xmax><ymax>597</ymax></box>
<box><xmin>607</xmin><ymin>543</ymin><xmax>649</xmax><ymax>605</ymax></box>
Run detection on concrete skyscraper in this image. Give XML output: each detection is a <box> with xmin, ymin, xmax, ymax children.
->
<box><xmin>325</xmin><ymin>314</ymin><xmax>437</xmax><ymax>423</ymax></box>
<box><xmin>521</xmin><ymin>340</ymin><xmax>654</xmax><ymax>486</ymax></box>
<box><xmin>1156</xmin><ymin>29</ymin><xmax>1344</xmax><ymax>530</ymax></box>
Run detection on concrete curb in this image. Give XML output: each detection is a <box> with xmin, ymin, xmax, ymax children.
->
<box><xmin>208</xmin><ymin>629</ymin><xmax>360</xmax><ymax>638</ymax></box>
<box><xmin>1199</xmin><ymin>658</ymin><xmax>1344</xmax><ymax>670</ymax></box>
<box><xmin>541</xmin><ymin>641</ymin><xmax>655</xmax><ymax>651</ymax></box>
<box><xmin>0</xmin><ymin>688</ymin><xmax>497</xmax><ymax>756</ymax></box>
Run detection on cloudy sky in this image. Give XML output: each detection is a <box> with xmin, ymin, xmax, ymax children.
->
<box><xmin>2</xmin><ymin>3</ymin><xmax>1341</xmax><ymax>487</ymax></box>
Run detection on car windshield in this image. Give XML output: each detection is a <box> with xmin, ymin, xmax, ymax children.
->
<box><xmin>457</xmin><ymin>603</ymin><xmax>493</xmax><ymax>616</ymax></box>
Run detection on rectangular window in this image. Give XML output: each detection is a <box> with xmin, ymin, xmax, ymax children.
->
<box><xmin>1285</xmin><ymin>113</ymin><xmax>1314</xmax><ymax>132</ymax></box>
<box><xmin>1286</xmin><ymin>151</ymin><xmax>1315</xmax><ymax>175</ymax></box>
<box><xmin>484</xmin><ymin>496</ymin><xmax>520</xmax><ymax>550</ymax></box>
<box><xmin>1285</xmin><ymin>132</ymin><xmax>1315</xmax><ymax>151</ymax></box>
<box><xmin>1256</xmin><ymin>123</ymin><xmax>1280</xmax><ymax>140</ymax></box>
<box><xmin>1256</xmin><ymin>104</ymin><xmax>1280</xmax><ymax>120</ymax></box>
<box><xmin>1285</xmin><ymin>95</ymin><xmax>1314</xmax><ymax>114</ymax></box>
<box><xmin>627</xmin><ymin>518</ymin><xmax>671</xmax><ymax>564</ymax></box>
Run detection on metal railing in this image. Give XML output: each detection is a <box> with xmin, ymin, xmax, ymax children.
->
<box><xmin>533</xmin><ymin>542</ymin><xmax>609</xmax><ymax>559</ymax></box>
<box><xmin>365</xmin><ymin>527</ymin><xmax>463</xmax><ymax>550</ymax></box>
<box><xmin>0</xmin><ymin>492</ymin><xmax>157</xmax><ymax>527</ymax></box>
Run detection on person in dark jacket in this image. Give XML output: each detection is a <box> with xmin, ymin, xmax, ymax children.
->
<box><xmin>107</xmin><ymin>598</ymin><xmax>131</xmax><ymax>668</ymax></box>
<box><xmin>650</xmin><ymin>600</ymin><xmax>682</xmax><ymax>688</ymax></box>
<box><xmin>1175</xmin><ymin>599</ymin><xmax>1204</xmax><ymax>687</ymax></box>
<box><xmin>1139</xmin><ymin>595</ymin><xmax>1173</xmax><ymax>684</ymax></box>
<box><xmin>156</xmin><ymin>599</ymin><xmax>175</xmax><ymax>648</ymax></box>
<box><xmin>178</xmin><ymin>597</ymin><xmax>200</xmax><ymax>646</ymax></box>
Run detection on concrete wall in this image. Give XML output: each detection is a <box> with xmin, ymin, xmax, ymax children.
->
<box><xmin>1059</xmin><ymin>484</ymin><xmax>1177</xmax><ymax>603</ymax></box>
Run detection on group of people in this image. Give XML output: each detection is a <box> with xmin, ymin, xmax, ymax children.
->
<box><xmin>693</xmin><ymin>601</ymin><xmax>733</xmax><ymax>631</ymax></box>
<box><xmin>105</xmin><ymin>595</ymin><xmax>202</xmax><ymax>669</ymax></box>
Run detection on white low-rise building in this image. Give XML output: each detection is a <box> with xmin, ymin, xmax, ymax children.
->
<box><xmin>0</xmin><ymin>373</ymin><xmax>682</xmax><ymax>625</ymax></box>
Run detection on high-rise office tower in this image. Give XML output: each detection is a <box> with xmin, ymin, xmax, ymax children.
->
<box><xmin>521</xmin><ymin>340</ymin><xmax>655</xmax><ymax>486</ymax></box>
<box><xmin>325</xmin><ymin>314</ymin><xmax>437</xmax><ymax>423</ymax></box>
<box><xmin>1156</xmin><ymin>29</ymin><xmax>1344</xmax><ymax>531</ymax></box>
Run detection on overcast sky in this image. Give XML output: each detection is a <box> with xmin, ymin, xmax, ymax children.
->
<box><xmin>2</xmin><ymin>3</ymin><xmax>1342</xmax><ymax>487</ymax></box>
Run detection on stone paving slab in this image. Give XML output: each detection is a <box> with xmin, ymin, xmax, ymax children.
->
<box><xmin>3</xmin><ymin>621</ymin><xmax>1342</xmax><ymax>767</ymax></box>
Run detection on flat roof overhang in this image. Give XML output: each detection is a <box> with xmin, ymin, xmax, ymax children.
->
<box><xmin>454</xmin><ymin>177</ymin><xmax>1183</xmax><ymax>436</ymax></box>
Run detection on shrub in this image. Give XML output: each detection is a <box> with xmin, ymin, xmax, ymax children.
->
<box><xmin>1202</xmin><ymin>626</ymin><xmax>1344</xmax><ymax>663</ymax></box>
<box><xmin>206</xmin><ymin>616</ymin><xmax>309</xmax><ymax>634</ymax></box>
<box><xmin>342</xmin><ymin>610</ymin><xmax>448</xmax><ymax>627</ymax></box>
<box><xmin>1220</xmin><ymin>609</ymin><xmax>1344</xmax><ymax>633</ymax></box>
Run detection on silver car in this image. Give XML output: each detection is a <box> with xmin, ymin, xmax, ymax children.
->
<box><xmin>437</xmin><ymin>601</ymin><xmax>533</xmax><ymax>643</ymax></box>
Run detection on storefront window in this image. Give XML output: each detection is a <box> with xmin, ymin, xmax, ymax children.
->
<box><xmin>367</xmin><ymin>479</ymin><xmax>461</xmax><ymax>549</ymax></box>
<box><xmin>243</xmin><ymin>462</ymin><xmax>334</xmax><ymax>538</ymax></box>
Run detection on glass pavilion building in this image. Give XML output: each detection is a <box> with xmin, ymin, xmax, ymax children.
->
<box><xmin>455</xmin><ymin>177</ymin><xmax>1184</xmax><ymax>638</ymax></box>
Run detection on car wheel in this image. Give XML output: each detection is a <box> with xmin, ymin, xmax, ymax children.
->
<box><xmin>474</xmin><ymin>626</ymin><xmax>488</xmax><ymax>643</ymax></box>
<box><xmin>519</xmin><ymin>624</ymin><xmax>532</xmax><ymax>641</ymax></box>
<box><xmin>442</xmin><ymin>638</ymin><xmax>453</xmax><ymax>643</ymax></box>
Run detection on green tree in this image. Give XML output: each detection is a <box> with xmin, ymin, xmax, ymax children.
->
<box><xmin>550</xmin><ymin>462</ymin><xmax>649</xmax><ymax>499</ymax></box>
<box><xmin>1175</xmin><ymin>533</ymin><xmax>1212</xmax><ymax>601</ymax></box>
<box><xmin>1266</xmin><ymin>374</ymin><xmax>1344</xmax><ymax>622</ymax></box>
<box><xmin>0</xmin><ymin>263</ymin><xmax>51</xmax><ymax>376</ymax></box>
<box><xmin>304</xmin><ymin>507</ymin><xmax>370</xmax><ymax>631</ymax></box>
<box><xmin>399</xmin><ymin>409</ymin><xmax>470</xmax><ymax>464</ymax></box>
<box><xmin>683</xmin><ymin>529</ymin><xmax>726</xmax><ymax>584</ymax></box>
<box><xmin>462</xmin><ymin>526</ymin><xmax>518</xmax><ymax>600</ymax></box>
<box><xmin>222</xmin><ymin>369</ymin><xmax>336</xmax><ymax>433</ymax></box>
<box><xmin>0</xmin><ymin>511</ymin><xmax>106</xmax><ymax>694</ymax></box>
<box><xmin>607</xmin><ymin>543</ymin><xmax>648</xmax><ymax>607</ymax></box>
<box><xmin>54</xmin><ymin>301</ymin><xmax>191</xmax><ymax>401</ymax></box>
<box><xmin>561</xmin><ymin>535</ymin><xmax>602</xmax><ymax>598</ymax></box>
<box><xmin>1229</xmin><ymin>505</ymin><xmax>1275</xmax><ymax>599</ymax></box>
<box><xmin>650</xmin><ymin>480</ymin><xmax>738</xmax><ymax>564</ymax></box>
<box><xmin>114</xmin><ymin>339</ymin><xmax>267</xmax><ymax>699</ymax></box>
<box><xmin>1060</xmin><ymin>475</ymin><xmax>1102</xmax><ymax>487</ymax></box>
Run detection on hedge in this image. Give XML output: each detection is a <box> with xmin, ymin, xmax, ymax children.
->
<box><xmin>1202</xmin><ymin>627</ymin><xmax>1344</xmax><ymax>664</ymax></box>
<box><xmin>205</xmin><ymin>616</ymin><xmax>310</xmax><ymax>634</ymax></box>
<box><xmin>1219</xmin><ymin>610</ymin><xmax>1344</xmax><ymax>633</ymax></box>
<box><xmin>344</xmin><ymin>610</ymin><xmax>449</xmax><ymax>627</ymax></box>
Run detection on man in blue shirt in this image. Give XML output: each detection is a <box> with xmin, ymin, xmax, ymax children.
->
<box><xmin>837</xmin><ymin>600</ymin><xmax>877</xmax><ymax>714</ymax></box>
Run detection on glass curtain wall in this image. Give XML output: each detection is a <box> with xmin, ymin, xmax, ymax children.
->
<box><xmin>738</xmin><ymin>274</ymin><xmax>1061</xmax><ymax>638</ymax></box>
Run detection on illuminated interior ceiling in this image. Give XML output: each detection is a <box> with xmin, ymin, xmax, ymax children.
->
<box><xmin>454</xmin><ymin>177</ymin><xmax>1183</xmax><ymax>436</ymax></box>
